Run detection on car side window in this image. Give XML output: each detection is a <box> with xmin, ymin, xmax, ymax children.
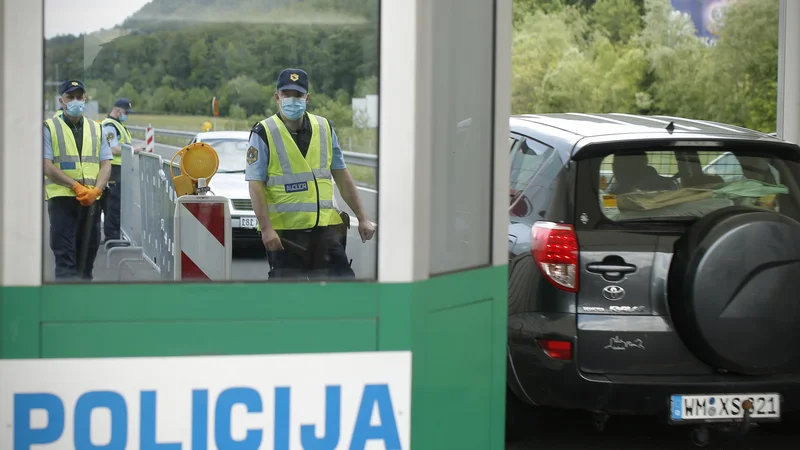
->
<box><xmin>701</xmin><ymin>152</ymin><xmax>781</xmax><ymax>185</ymax></box>
<box><xmin>510</xmin><ymin>137</ymin><xmax>555</xmax><ymax>192</ymax></box>
<box><xmin>703</xmin><ymin>152</ymin><xmax>744</xmax><ymax>182</ymax></box>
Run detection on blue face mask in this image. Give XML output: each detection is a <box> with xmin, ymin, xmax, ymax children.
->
<box><xmin>120</xmin><ymin>113</ymin><xmax>128</xmax><ymax>122</ymax></box>
<box><xmin>280</xmin><ymin>96</ymin><xmax>307</xmax><ymax>120</ymax></box>
<box><xmin>64</xmin><ymin>99</ymin><xmax>85</xmax><ymax>117</ymax></box>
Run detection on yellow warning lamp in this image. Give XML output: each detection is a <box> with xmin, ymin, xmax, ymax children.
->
<box><xmin>170</xmin><ymin>142</ymin><xmax>219</xmax><ymax>197</ymax></box>
<box><xmin>202</xmin><ymin>121</ymin><xmax>213</xmax><ymax>132</ymax></box>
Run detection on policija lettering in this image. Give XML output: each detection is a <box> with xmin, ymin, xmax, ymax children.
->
<box><xmin>13</xmin><ymin>384</ymin><xmax>402</xmax><ymax>450</ymax></box>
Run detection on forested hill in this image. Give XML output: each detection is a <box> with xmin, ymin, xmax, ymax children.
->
<box><xmin>44</xmin><ymin>0</ymin><xmax>380</xmax><ymax>120</ymax></box>
<box><xmin>122</xmin><ymin>0</ymin><xmax>376</xmax><ymax>29</ymax></box>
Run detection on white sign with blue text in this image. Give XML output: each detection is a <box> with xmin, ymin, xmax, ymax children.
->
<box><xmin>0</xmin><ymin>351</ymin><xmax>412</xmax><ymax>450</ymax></box>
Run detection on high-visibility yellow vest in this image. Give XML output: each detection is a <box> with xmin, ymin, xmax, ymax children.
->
<box><xmin>260</xmin><ymin>114</ymin><xmax>343</xmax><ymax>230</ymax></box>
<box><xmin>44</xmin><ymin>116</ymin><xmax>102</xmax><ymax>200</ymax></box>
<box><xmin>101</xmin><ymin>118</ymin><xmax>132</xmax><ymax>166</ymax></box>
<box><xmin>54</xmin><ymin>110</ymin><xmax>63</xmax><ymax>117</ymax></box>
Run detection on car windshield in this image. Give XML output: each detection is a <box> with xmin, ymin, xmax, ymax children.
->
<box><xmin>595</xmin><ymin>148</ymin><xmax>800</xmax><ymax>223</ymax></box>
<box><xmin>202</xmin><ymin>138</ymin><xmax>250</xmax><ymax>173</ymax></box>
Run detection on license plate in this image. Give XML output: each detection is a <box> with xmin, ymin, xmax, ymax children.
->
<box><xmin>239</xmin><ymin>217</ymin><xmax>258</xmax><ymax>229</ymax></box>
<box><xmin>670</xmin><ymin>394</ymin><xmax>780</xmax><ymax>422</ymax></box>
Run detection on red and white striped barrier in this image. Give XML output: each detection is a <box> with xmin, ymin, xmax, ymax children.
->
<box><xmin>145</xmin><ymin>125</ymin><xmax>155</xmax><ymax>153</ymax></box>
<box><xmin>173</xmin><ymin>196</ymin><xmax>232</xmax><ymax>280</ymax></box>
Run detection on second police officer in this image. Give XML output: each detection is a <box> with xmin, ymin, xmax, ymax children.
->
<box><xmin>101</xmin><ymin>98</ymin><xmax>143</xmax><ymax>244</ymax></box>
<box><xmin>246</xmin><ymin>68</ymin><xmax>375</xmax><ymax>280</ymax></box>
<box><xmin>43</xmin><ymin>80</ymin><xmax>113</xmax><ymax>281</ymax></box>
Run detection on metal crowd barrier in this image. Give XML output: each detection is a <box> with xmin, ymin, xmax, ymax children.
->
<box><xmin>104</xmin><ymin>138</ymin><xmax>378</xmax><ymax>280</ymax></box>
<box><xmin>105</xmin><ymin>146</ymin><xmax>182</xmax><ymax>280</ymax></box>
<box><xmin>118</xmin><ymin>144</ymin><xmax>141</xmax><ymax>246</ymax></box>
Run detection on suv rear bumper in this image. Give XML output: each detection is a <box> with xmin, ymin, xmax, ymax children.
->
<box><xmin>508</xmin><ymin>327</ymin><xmax>800</xmax><ymax>417</ymax></box>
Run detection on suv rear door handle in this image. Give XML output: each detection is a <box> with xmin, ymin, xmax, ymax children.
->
<box><xmin>586</xmin><ymin>263</ymin><xmax>636</xmax><ymax>275</ymax></box>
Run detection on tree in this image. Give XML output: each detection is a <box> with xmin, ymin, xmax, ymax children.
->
<box><xmin>588</xmin><ymin>36</ymin><xmax>648</xmax><ymax>113</ymax></box>
<box><xmin>512</xmin><ymin>7</ymin><xmax>589</xmax><ymax>113</ymax></box>
<box><xmin>46</xmin><ymin>18</ymin><xmax>379</xmax><ymax>116</ymax></box>
<box><xmin>310</xmin><ymin>94</ymin><xmax>354</xmax><ymax>128</ymax></box>
<box><xmin>113</xmin><ymin>83</ymin><xmax>142</xmax><ymax>112</ymax></box>
<box><xmin>221</xmin><ymin>75</ymin><xmax>271</xmax><ymax>117</ymax></box>
<box><xmin>229</xmin><ymin>104</ymin><xmax>247</xmax><ymax>120</ymax></box>
<box><xmin>354</xmin><ymin>76</ymin><xmax>377</xmax><ymax>97</ymax></box>
<box><xmin>86</xmin><ymin>79</ymin><xmax>115</xmax><ymax>112</ymax></box>
<box><xmin>183</xmin><ymin>87</ymin><xmax>214</xmax><ymax>115</ymax></box>
<box><xmin>512</xmin><ymin>4</ymin><xmax>647</xmax><ymax>114</ymax></box>
<box><xmin>638</xmin><ymin>0</ymin><xmax>710</xmax><ymax>118</ymax></box>
<box><xmin>589</xmin><ymin>0</ymin><xmax>642</xmax><ymax>43</ymax></box>
<box><xmin>705</xmin><ymin>0</ymin><xmax>780</xmax><ymax>131</ymax></box>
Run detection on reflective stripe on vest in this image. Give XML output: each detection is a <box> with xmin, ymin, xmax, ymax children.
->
<box><xmin>261</xmin><ymin>114</ymin><xmax>342</xmax><ymax>230</ymax></box>
<box><xmin>101</xmin><ymin>118</ymin><xmax>131</xmax><ymax>166</ymax></box>
<box><xmin>44</xmin><ymin>117</ymin><xmax>102</xmax><ymax>200</ymax></box>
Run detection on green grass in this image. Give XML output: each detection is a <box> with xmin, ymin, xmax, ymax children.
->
<box><xmin>126</xmin><ymin>114</ymin><xmax>377</xmax><ymax>152</ymax></box>
<box><xmin>126</xmin><ymin>114</ymin><xmax>247</xmax><ymax>132</ymax></box>
<box><xmin>347</xmin><ymin>165</ymin><xmax>376</xmax><ymax>188</ymax></box>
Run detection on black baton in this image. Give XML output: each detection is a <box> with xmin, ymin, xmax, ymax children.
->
<box><xmin>76</xmin><ymin>202</ymin><xmax>97</xmax><ymax>277</ymax></box>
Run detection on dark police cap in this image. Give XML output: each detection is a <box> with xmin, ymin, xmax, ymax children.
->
<box><xmin>59</xmin><ymin>80</ymin><xmax>85</xmax><ymax>95</ymax></box>
<box><xmin>277</xmin><ymin>68</ymin><xmax>309</xmax><ymax>94</ymax></box>
<box><xmin>114</xmin><ymin>97</ymin><xmax>133</xmax><ymax>112</ymax></box>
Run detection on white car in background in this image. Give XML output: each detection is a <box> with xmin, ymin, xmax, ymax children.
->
<box><xmin>188</xmin><ymin>131</ymin><xmax>261</xmax><ymax>247</ymax></box>
<box><xmin>188</xmin><ymin>131</ymin><xmax>341</xmax><ymax>247</ymax></box>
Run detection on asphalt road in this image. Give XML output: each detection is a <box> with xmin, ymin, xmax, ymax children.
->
<box><xmin>43</xmin><ymin>209</ymin><xmax>371</xmax><ymax>282</ymax></box>
<box><xmin>42</xmin><ymin>206</ymin><xmax>268</xmax><ymax>282</ymax></box>
<box><xmin>506</xmin><ymin>409</ymin><xmax>799</xmax><ymax>449</ymax></box>
<box><xmin>43</xmin><ymin>206</ymin><xmax>372</xmax><ymax>282</ymax></box>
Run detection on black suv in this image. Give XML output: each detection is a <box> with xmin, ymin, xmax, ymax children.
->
<box><xmin>506</xmin><ymin>113</ymin><xmax>800</xmax><ymax>444</ymax></box>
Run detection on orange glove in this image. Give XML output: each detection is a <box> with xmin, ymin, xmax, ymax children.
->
<box><xmin>72</xmin><ymin>182</ymin><xmax>89</xmax><ymax>197</ymax></box>
<box><xmin>77</xmin><ymin>187</ymin><xmax>102</xmax><ymax>206</ymax></box>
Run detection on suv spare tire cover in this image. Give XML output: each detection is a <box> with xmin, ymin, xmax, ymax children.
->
<box><xmin>669</xmin><ymin>206</ymin><xmax>800</xmax><ymax>375</ymax></box>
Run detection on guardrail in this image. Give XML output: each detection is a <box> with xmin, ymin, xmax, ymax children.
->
<box><xmin>126</xmin><ymin>125</ymin><xmax>378</xmax><ymax>169</ymax></box>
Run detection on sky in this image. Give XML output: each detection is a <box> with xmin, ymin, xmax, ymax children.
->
<box><xmin>44</xmin><ymin>0</ymin><xmax>153</xmax><ymax>38</ymax></box>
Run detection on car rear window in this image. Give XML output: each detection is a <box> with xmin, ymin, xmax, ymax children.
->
<box><xmin>595</xmin><ymin>148</ymin><xmax>800</xmax><ymax>223</ymax></box>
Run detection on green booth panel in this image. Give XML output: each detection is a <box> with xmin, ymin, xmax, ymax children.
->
<box><xmin>0</xmin><ymin>264</ymin><xmax>507</xmax><ymax>450</ymax></box>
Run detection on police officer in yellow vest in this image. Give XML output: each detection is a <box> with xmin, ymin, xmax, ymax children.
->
<box><xmin>100</xmin><ymin>98</ymin><xmax>142</xmax><ymax>244</ymax></box>
<box><xmin>43</xmin><ymin>80</ymin><xmax>113</xmax><ymax>281</ymax></box>
<box><xmin>246</xmin><ymin>68</ymin><xmax>375</xmax><ymax>279</ymax></box>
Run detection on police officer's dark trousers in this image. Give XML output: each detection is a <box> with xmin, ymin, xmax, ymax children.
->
<box><xmin>267</xmin><ymin>226</ymin><xmax>354</xmax><ymax>280</ymax></box>
<box><xmin>101</xmin><ymin>164</ymin><xmax>122</xmax><ymax>241</ymax></box>
<box><xmin>48</xmin><ymin>196</ymin><xmax>101</xmax><ymax>281</ymax></box>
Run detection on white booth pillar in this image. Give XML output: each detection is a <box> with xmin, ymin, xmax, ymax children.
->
<box><xmin>778</xmin><ymin>0</ymin><xmax>800</xmax><ymax>144</ymax></box>
<box><xmin>0</xmin><ymin>0</ymin><xmax>43</xmax><ymax>286</ymax></box>
<box><xmin>378</xmin><ymin>0</ymin><xmax>511</xmax><ymax>282</ymax></box>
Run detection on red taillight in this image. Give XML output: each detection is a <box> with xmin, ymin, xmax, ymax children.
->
<box><xmin>537</xmin><ymin>339</ymin><xmax>573</xmax><ymax>360</ymax></box>
<box><xmin>532</xmin><ymin>221</ymin><xmax>579</xmax><ymax>292</ymax></box>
